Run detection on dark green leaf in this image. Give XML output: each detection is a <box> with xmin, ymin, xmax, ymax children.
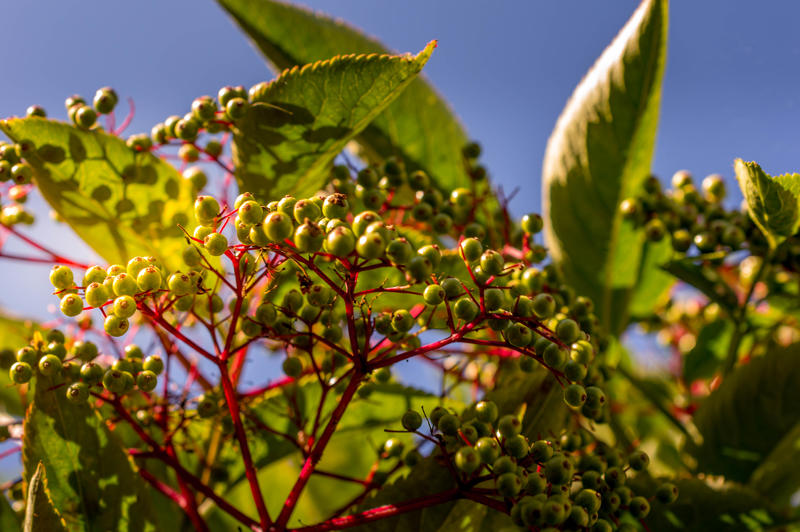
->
<box><xmin>748</xmin><ymin>421</ymin><xmax>800</xmax><ymax>507</ymax></box>
<box><xmin>542</xmin><ymin>0</ymin><xmax>669</xmax><ymax>334</ymax></box>
<box><xmin>735</xmin><ymin>159</ymin><xmax>800</xmax><ymax>250</ymax></box>
<box><xmin>686</xmin><ymin>343</ymin><xmax>800</xmax><ymax>485</ymax></box>
<box><xmin>634</xmin><ymin>476</ymin><xmax>791</xmax><ymax>531</ymax></box>
<box><xmin>683</xmin><ymin>320</ymin><xmax>734</xmax><ymax>382</ymax></box>
<box><xmin>233</xmin><ymin>44</ymin><xmax>435</xmax><ymax>200</ymax></box>
<box><xmin>23</xmin><ymin>376</ymin><xmax>157</xmax><ymax>531</ymax></box>
<box><xmin>0</xmin><ymin>312</ymin><xmax>42</xmax><ymax>416</ymax></box>
<box><xmin>217</xmin><ymin>0</ymin><xmax>470</xmax><ymax>191</ymax></box>
<box><xmin>23</xmin><ymin>462</ymin><xmax>66</xmax><ymax>532</ymax></box>
<box><xmin>353</xmin><ymin>456</ymin><xmax>456</xmax><ymax>532</ymax></box>
<box><xmin>661</xmin><ymin>258</ymin><xmax>738</xmax><ymax>312</ymax></box>
<box><xmin>0</xmin><ymin>118</ymin><xmax>194</xmax><ymax>270</ymax></box>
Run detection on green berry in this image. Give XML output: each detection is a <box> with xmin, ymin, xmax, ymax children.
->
<box><xmin>455</xmin><ymin>446</ymin><xmax>481</xmax><ymax>474</ymax></box>
<box><xmin>453</xmin><ymin>297</ymin><xmax>479</xmax><ymax>322</ymax></box>
<box><xmin>136</xmin><ymin>370</ymin><xmax>158</xmax><ymax>392</ymax></box>
<box><xmin>113</xmin><ymin>295</ymin><xmax>137</xmax><ymax>319</ymax></box>
<box><xmin>629</xmin><ymin>450</ymin><xmax>650</xmax><ymax>471</ymax></box>
<box><xmin>405</xmin><ymin>255</ymin><xmax>433</xmax><ymax>284</ymax></box>
<box><xmin>74</xmin><ymin>105</ymin><xmax>97</xmax><ymax>128</ymax></box>
<box><xmin>437</xmin><ymin>413</ymin><xmax>460</xmax><ymax>436</ymax></box>
<box><xmin>480</xmin><ymin>250</ymin><xmax>504</xmax><ymax>276</ymax></box>
<box><xmin>391</xmin><ymin>310</ymin><xmax>414</xmax><ymax>333</ymax></box>
<box><xmin>10</xmin><ymin>362</ymin><xmax>33</xmax><ymax>383</ymax></box>
<box><xmin>532</xmin><ymin>293</ymin><xmax>555</xmax><ymax>319</ymax></box>
<box><xmin>102</xmin><ymin>369</ymin><xmax>127</xmax><ymax>394</ymax></box>
<box><xmin>521</xmin><ymin>213</ymin><xmax>544</xmax><ymax>234</ymax></box>
<box><xmin>505</xmin><ymin>323</ymin><xmax>532</xmax><ymax>348</ymax></box>
<box><xmin>401</xmin><ymin>410</ymin><xmax>422</xmax><ymax>431</ymax></box>
<box><xmin>356</xmin><ymin>232</ymin><xmax>385</xmax><ymax>260</ymax></box>
<box><xmin>475</xmin><ymin>437</ymin><xmax>500</xmax><ymax>463</ymax></box>
<box><xmin>628</xmin><ymin>496</ymin><xmax>650</xmax><ymax>518</ymax></box>
<box><xmin>474</xmin><ymin>400</ymin><xmax>498</xmax><ymax>423</ymax></box>
<box><xmin>432</xmin><ymin>213</ymin><xmax>453</xmax><ymax>234</ymax></box>
<box><xmin>282</xmin><ymin>356</ymin><xmax>303</xmax><ymax>378</ymax></box>
<box><xmin>37</xmin><ymin>354</ymin><xmax>61</xmax><ymax>377</ymax></box>
<box><xmin>50</xmin><ymin>265</ymin><xmax>74</xmax><ymax>290</ymax></box>
<box><xmin>60</xmin><ymin>294</ymin><xmax>84</xmax><ymax>317</ymax></box>
<box><xmin>555</xmin><ymin>318</ymin><xmax>580</xmax><ymax>344</ymax></box>
<box><xmin>656</xmin><ymin>482</ymin><xmax>679</xmax><ymax>504</ymax></box>
<box><xmin>80</xmin><ymin>362</ymin><xmax>104</xmax><ymax>384</ymax></box>
<box><xmin>386</xmin><ymin>238</ymin><xmax>414</xmax><ymax>265</ymax></box>
<box><xmin>496</xmin><ymin>472</ymin><xmax>522</xmax><ymax>498</ymax></box>
<box><xmin>564</xmin><ymin>384</ymin><xmax>586</xmax><ymax>408</ymax></box>
<box><xmin>112</xmin><ymin>273</ymin><xmax>139</xmax><ymax>297</ymax></box>
<box><xmin>544</xmin><ymin>456</ymin><xmax>573</xmax><ymax>485</ymax></box>
<box><xmin>11</xmin><ymin>163</ymin><xmax>32</xmax><ymax>185</ymax></box>
<box><xmin>104</xmin><ymin>314</ymin><xmax>129</xmax><ymax>337</ymax></box>
<box><xmin>505</xmin><ymin>434</ymin><xmax>529</xmax><ymax>459</ymax></box>
<box><xmin>423</xmin><ymin>284</ymin><xmax>445</xmax><ymax>306</ymax></box>
<box><xmin>65</xmin><ymin>382</ymin><xmax>89</xmax><ymax>404</ymax></box>
<box><xmin>531</xmin><ymin>440</ymin><xmax>554</xmax><ymax>462</ymax></box>
<box><xmin>543</xmin><ymin>343</ymin><xmax>567</xmax><ymax>370</ymax></box>
<box><xmin>263</xmin><ymin>212</ymin><xmax>293</xmax><ymax>242</ymax></box>
<box><xmin>168</xmin><ymin>272</ymin><xmax>193</xmax><ymax>296</ymax></box>
<box><xmin>498</xmin><ymin>414</ymin><xmax>521</xmax><ymax>438</ymax></box>
<box><xmin>194</xmin><ymin>196</ymin><xmax>220</xmax><ymax>226</ymax></box>
<box><xmin>294</xmin><ymin>222</ymin><xmax>324</xmax><ymax>253</ymax></box>
<box><xmin>137</xmin><ymin>266</ymin><xmax>162</xmax><ymax>292</ymax></box>
<box><xmin>460</xmin><ymin>238</ymin><xmax>483</xmax><ymax>262</ymax></box>
<box><xmin>325</xmin><ymin>226</ymin><xmax>356</xmax><ymax>257</ymax></box>
<box><xmin>322</xmin><ymin>193</ymin><xmax>349</xmax><ymax>219</ymax></box>
<box><xmin>203</xmin><ymin>232</ymin><xmax>228</xmax><ymax>256</ymax></box>
<box><xmin>143</xmin><ymin>355</ymin><xmax>164</xmax><ymax>375</ymax></box>
<box><xmin>585</xmin><ymin>386</ymin><xmax>606</xmax><ymax>409</ymax></box>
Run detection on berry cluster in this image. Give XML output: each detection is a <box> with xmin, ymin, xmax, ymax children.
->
<box><xmin>4</xmin><ymin>329</ymin><xmax>162</xmax><ymax>403</ymax></box>
<box><xmin>0</xmin><ymin>139</ymin><xmax>36</xmax><ymax>227</ymax></box>
<box><xmin>395</xmin><ymin>400</ymin><xmax>678</xmax><ymax>530</ymax></box>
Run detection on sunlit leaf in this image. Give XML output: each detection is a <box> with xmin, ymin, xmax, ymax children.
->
<box><xmin>22</xmin><ymin>462</ymin><xmax>66</xmax><ymax>532</ymax></box>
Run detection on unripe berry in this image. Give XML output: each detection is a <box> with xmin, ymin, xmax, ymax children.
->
<box><xmin>437</xmin><ymin>413</ymin><xmax>460</xmax><ymax>436</ymax></box>
<box><xmin>191</xmin><ymin>95</ymin><xmax>217</xmax><ymax>122</ymax></box>
<box><xmin>475</xmin><ymin>437</ymin><xmax>500</xmax><ymax>463</ymax></box>
<box><xmin>628</xmin><ymin>450</ymin><xmax>650</xmax><ymax>471</ymax></box>
<box><xmin>432</xmin><ymin>213</ymin><xmax>453</xmax><ymax>233</ymax></box>
<box><xmin>104</xmin><ymin>314</ymin><xmax>129</xmax><ymax>337</ymax></box>
<box><xmin>454</xmin><ymin>297</ymin><xmax>479</xmax><ymax>322</ymax></box>
<box><xmin>15</xmin><ymin>347</ymin><xmax>37</xmax><ymax>366</ymax></box>
<box><xmin>497</xmin><ymin>414</ymin><xmax>521</xmax><ymax>438</ymax></box>
<box><xmin>203</xmin><ymin>232</ymin><xmax>228</xmax><ymax>256</ymax></box>
<box><xmin>386</xmin><ymin>238</ymin><xmax>414</xmax><ymax>265</ymax></box>
<box><xmin>585</xmin><ymin>386</ymin><xmax>606</xmax><ymax>409</ymax></box>
<box><xmin>294</xmin><ymin>222</ymin><xmax>324</xmax><ymax>253</ymax></box>
<box><xmin>460</xmin><ymin>238</ymin><xmax>483</xmax><ymax>262</ymax></box>
<box><xmin>405</xmin><ymin>255</ymin><xmax>433</xmax><ymax>284</ymax></box>
<box><xmin>495</xmin><ymin>472</ymin><xmax>522</xmax><ymax>498</ymax></box>
<box><xmin>530</xmin><ymin>440</ymin><xmax>554</xmax><ymax>462</ymax></box>
<box><xmin>480</xmin><ymin>250</ymin><xmax>504</xmax><ymax>276</ymax></box>
<box><xmin>521</xmin><ymin>213</ymin><xmax>544</xmax><ymax>234</ymax></box>
<box><xmin>544</xmin><ymin>455</ymin><xmax>573</xmax><ymax>485</ymax></box>
<box><xmin>137</xmin><ymin>266</ymin><xmax>162</xmax><ymax>292</ymax></box>
<box><xmin>423</xmin><ymin>284</ymin><xmax>445</xmax><ymax>306</ymax></box>
<box><xmin>532</xmin><ymin>293</ymin><xmax>555</xmax><ymax>319</ymax></box>
<box><xmin>11</xmin><ymin>163</ymin><xmax>32</xmax><ymax>185</ymax></box>
<box><xmin>282</xmin><ymin>356</ymin><xmax>303</xmax><ymax>378</ymax></box>
<box><xmin>628</xmin><ymin>496</ymin><xmax>650</xmax><ymax>518</ymax></box>
<box><xmin>60</xmin><ymin>294</ymin><xmax>84</xmax><ymax>317</ymax></box>
<box><xmin>322</xmin><ymin>193</ymin><xmax>349</xmax><ymax>219</ymax></box>
<box><xmin>555</xmin><ymin>319</ymin><xmax>580</xmax><ymax>344</ymax></box>
<box><xmin>356</xmin><ymin>232</ymin><xmax>385</xmax><ymax>260</ymax></box>
<box><xmin>74</xmin><ymin>105</ymin><xmax>97</xmax><ymax>128</ymax></box>
<box><xmin>80</xmin><ymin>362</ymin><xmax>104</xmax><ymax>384</ymax></box>
<box><xmin>401</xmin><ymin>410</ymin><xmax>422</xmax><ymax>431</ymax></box>
<box><xmin>656</xmin><ymin>482</ymin><xmax>679</xmax><ymax>504</ymax></box>
<box><xmin>382</xmin><ymin>438</ymin><xmax>404</xmax><ymax>458</ymax></box>
<box><xmin>197</xmin><ymin>394</ymin><xmax>219</xmax><ymax>418</ymax></box>
<box><xmin>264</xmin><ymin>212</ymin><xmax>293</xmax><ymax>242</ymax></box>
<box><xmin>455</xmin><ymin>446</ymin><xmax>481</xmax><ymax>474</ymax></box>
<box><xmin>136</xmin><ymin>370</ymin><xmax>158</xmax><ymax>392</ymax></box>
<box><xmin>194</xmin><ymin>196</ymin><xmax>220</xmax><ymax>226</ymax></box>
<box><xmin>505</xmin><ymin>323</ymin><xmax>532</xmax><ymax>347</ymax></box>
<box><xmin>50</xmin><ymin>265</ymin><xmax>74</xmax><ymax>290</ymax></box>
<box><xmin>143</xmin><ymin>355</ymin><xmax>164</xmax><ymax>375</ymax></box>
<box><xmin>505</xmin><ymin>434</ymin><xmax>529</xmax><ymax>459</ymax></box>
<box><xmin>474</xmin><ymin>400</ymin><xmax>498</xmax><ymax>423</ymax></box>
<box><xmin>183</xmin><ymin>167</ymin><xmax>208</xmax><ymax>191</ymax></box>
<box><xmin>38</xmin><ymin>354</ymin><xmax>62</xmax><ymax>377</ymax></box>
<box><xmin>102</xmin><ymin>369</ymin><xmax>127</xmax><ymax>394</ymax></box>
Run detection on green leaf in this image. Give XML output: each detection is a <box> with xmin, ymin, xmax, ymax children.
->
<box><xmin>683</xmin><ymin>320</ymin><xmax>734</xmax><ymax>382</ymax></box>
<box><xmin>482</xmin><ymin>365</ymin><xmax>569</xmax><ymax>439</ymax></box>
<box><xmin>686</xmin><ymin>343</ymin><xmax>800</xmax><ymax>485</ymax></box>
<box><xmin>0</xmin><ymin>487</ymin><xmax>20</xmax><ymax>531</ymax></box>
<box><xmin>735</xmin><ymin>159</ymin><xmax>800</xmax><ymax>250</ymax></box>
<box><xmin>0</xmin><ymin>118</ymin><xmax>194</xmax><ymax>270</ymax></box>
<box><xmin>748</xmin><ymin>421</ymin><xmax>800</xmax><ymax>506</ymax></box>
<box><xmin>23</xmin><ymin>462</ymin><xmax>66</xmax><ymax>532</ymax></box>
<box><xmin>542</xmin><ymin>0</ymin><xmax>668</xmax><ymax>334</ymax></box>
<box><xmin>217</xmin><ymin>0</ymin><xmax>470</xmax><ymax>191</ymax></box>
<box><xmin>210</xmin><ymin>381</ymin><xmax>462</xmax><ymax>528</ymax></box>
<box><xmin>661</xmin><ymin>258</ymin><xmax>738</xmax><ymax>313</ymax></box>
<box><xmin>353</xmin><ymin>456</ymin><xmax>456</xmax><ymax>532</ymax></box>
<box><xmin>0</xmin><ymin>312</ymin><xmax>42</xmax><ymax>416</ymax></box>
<box><xmin>23</xmin><ymin>376</ymin><xmax>157</xmax><ymax>531</ymax></box>
<box><xmin>634</xmin><ymin>476</ymin><xmax>791</xmax><ymax>531</ymax></box>
<box><xmin>233</xmin><ymin>43</ymin><xmax>435</xmax><ymax>200</ymax></box>
<box><xmin>628</xmin><ymin>238</ymin><xmax>675</xmax><ymax>319</ymax></box>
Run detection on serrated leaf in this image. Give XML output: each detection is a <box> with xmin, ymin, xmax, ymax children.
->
<box><xmin>217</xmin><ymin>0</ymin><xmax>470</xmax><ymax>192</ymax></box>
<box><xmin>542</xmin><ymin>0</ymin><xmax>668</xmax><ymax>334</ymax></box>
<box><xmin>686</xmin><ymin>343</ymin><xmax>800</xmax><ymax>485</ymax></box>
<box><xmin>23</xmin><ymin>462</ymin><xmax>66</xmax><ymax>532</ymax></box>
<box><xmin>748</xmin><ymin>421</ymin><xmax>800</xmax><ymax>506</ymax></box>
<box><xmin>23</xmin><ymin>376</ymin><xmax>157</xmax><ymax>531</ymax></box>
<box><xmin>735</xmin><ymin>159</ymin><xmax>800</xmax><ymax>250</ymax></box>
<box><xmin>632</xmin><ymin>476</ymin><xmax>791</xmax><ymax>531</ymax></box>
<box><xmin>0</xmin><ymin>312</ymin><xmax>42</xmax><ymax>416</ymax></box>
<box><xmin>0</xmin><ymin>118</ymin><xmax>194</xmax><ymax>270</ymax></box>
<box><xmin>233</xmin><ymin>44</ymin><xmax>434</xmax><ymax>200</ymax></box>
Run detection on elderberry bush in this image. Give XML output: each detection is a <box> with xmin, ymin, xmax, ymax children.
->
<box><xmin>0</xmin><ymin>1</ymin><xmax>797</xmax><ymax>531</ymax></box>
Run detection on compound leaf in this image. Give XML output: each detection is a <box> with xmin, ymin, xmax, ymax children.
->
<box><xmin>0</xmin><ymin>118</ymin><xmax>194</xmax><ymax>270</ymax></box>
<box><xmin>217</xmin><ymin>0</ymin><xmax>470</xmax><ymax>192</ymax></box>
<box><xmin>542</xmin><ymin>0</ymin><xmax>668</xmax><ymax>334</ymax></box>
<box><xmin>233</xmin><ymin>43</ymin><xmax>435</xmax><ymax>200</ymax></box>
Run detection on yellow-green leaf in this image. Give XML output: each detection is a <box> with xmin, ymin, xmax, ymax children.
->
<box><xmin>0</xmin><ymin>311</ymin><xmax>41</xmax><ymax>416</ymax></box>
<box><xmin>542</xmin><ymin>0</ymin><xmax>669</xmax><ymax>334</ymax></box>
<box><xmin>233</xmin><ymin>44</ymin><xmax>435</xmax><ymax>200</ymax></box>
<box><xmin>23</xmin><ymin>462</ymin><xmax>66</xmax><ymax>532</ymax></box>
<box><xmin>23</xmin><ymin>376</ymin><xmax>158</xmax><ymax>531</ymax></box>
<box><xmin>217</xmin><ymin>0</ymin><xmax>470</xmax><ymax>192</ymax></box>
<box><xmin>0</xmin><ymin>118</ymin><xmax>193</xmax><ymax>270</ymax></box>
<box><xmin>734</xmin><ymin>159</ymin><xmax>800</xmax><ymax>250</ymax></box>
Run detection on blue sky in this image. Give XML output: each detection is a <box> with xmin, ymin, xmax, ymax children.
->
<box><xmin>0</xmin><ymin>0</ymin><xmax>797</xmax><ymax>483</ymax></box>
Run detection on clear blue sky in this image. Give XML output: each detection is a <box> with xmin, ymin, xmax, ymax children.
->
<box><xmin>0</xmin><ymin>0</ymin><xmax>797</xmax><ymax>482</ymax></box>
